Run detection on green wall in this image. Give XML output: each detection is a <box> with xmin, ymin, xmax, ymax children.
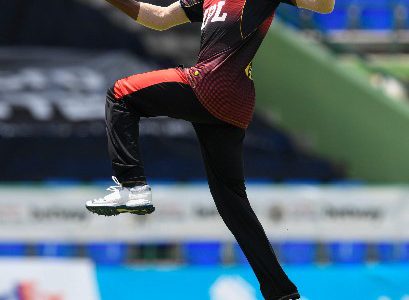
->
<box><xmin>254</xmin><ymin>22</ymin><xmax>409</xmax><ymax>183</ymax></box>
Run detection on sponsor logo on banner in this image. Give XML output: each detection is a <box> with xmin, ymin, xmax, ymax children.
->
<box><xmin>324</xmin><ymin>205</ymin><xmax>382</xmax><ymax>220</ymax></box>
<box><xmin>0</xmin><ymin>185</ymin><xmax>407</xmax><ymax>241</ymax></box>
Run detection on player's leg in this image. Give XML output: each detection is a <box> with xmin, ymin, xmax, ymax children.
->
<box><xmin>86</xmin><ymin>68</ymin><xmax>221</xmax><ymax>216</ymax></box>
<box><xmin>192</xmin><ymin>122</ymin><xmax>299</xmax><ymax>300</ymax></box>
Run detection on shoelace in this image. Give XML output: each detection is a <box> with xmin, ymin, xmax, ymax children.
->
<box><xmin>106</xmin><ymin>176</ymin><xmax>122</xmax><ymax>192</ymax></box>
<box><xmin>92</xmin><ymin>176</ymin><xmax>122</xmax><ymax>203</ymax></box>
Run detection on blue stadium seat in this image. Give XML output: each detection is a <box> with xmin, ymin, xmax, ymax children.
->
<box><xmin>397</xmin><ymin>243</ymin><xmax>409</xmax><ymax>262</ymax></box>
<box><xmin>328</xmin><ymin>242</ymin><xmax>367</xmax><ymax>264</ymax></box>
<box><xmin>376</xmin><ymin>242</ymin><xmax>396</xmax><ymax>263</ymax></box>
<box><xmin>86</xmin><ymin>243</ymin><xmax>128</xmax><ymax>265</ymax></box>
<box><xmin>314</xmin><ymin>10</ymin><xmax>350</xmax><ymax>31</ymax></box>
<box><xmin>356</xmin><ymin>0</ymin><xmax>387</xmax><ymax>5</ymax></box>
<box><xmin>344</xmin><ymin>0</ymin><xmax>394</xmax><ymax>30</ymax></box>
<box><xmin>0</xmin><ymin>243</ymin><xmax>26</xmax><ymax>257</ymax></box>
<box><xmin>183</xmin><ymin>241</ymin><xmax>222</xmax><ymax>265</ymax></box>
<box><xmin>395</xmin><ymin>0</ymin><xmax>409</xmax><ymax>7</ymax></box>
<box><xmin>360</xmin><ymin>8</ymin><xmax>394</xmax><ymax>30</ymax></box>
<box><xmin>233</xmin><ymin>243</ymin><xmax>249</xmax><ymax>264</ymax></box>
<box><xmin>279</xmin><ymin>241</ymin><xmax>316</xmax><ymax>265</ymax></box>
<box><xmin>394</xmin><ymin>1</ymin><xmax>409</xmax><ymax>29</ymax></box>
<box><xmin>276</xmin><ymin>5</ymin><xmax>303</xmax><ymax>28</ymax></box>
<box><xmin>311</xmin><ymin>0</ymin><xmax>397</xmax><ymax>31</ymax></box>
<box><xmin>37</xmin><ymin>243</ymin><xmax>77</xmax><ymax>258</ymax></box>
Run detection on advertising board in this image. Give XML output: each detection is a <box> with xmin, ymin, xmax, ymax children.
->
<box><xmin>0</xmin><ymin>185</ymin><xmax>407</xmax><ymax>242</ymax></box>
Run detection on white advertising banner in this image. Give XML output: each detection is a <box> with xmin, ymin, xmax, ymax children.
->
<box><xmin>0</xmin><ymin>184</ymin><xmax>408</xmax><ymax>242</ymax></box>
<box><xmin>0</xmin><ymin>258</ymin><xmax>100</xmax><ymax>300</ymax></box>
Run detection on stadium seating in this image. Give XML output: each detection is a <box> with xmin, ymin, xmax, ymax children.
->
<box><xmin>0</xmin><ymin>241</ymin><xmax>408</xmax><ymax>265</ymax></box>
<box><xmin>233</xmin><ymin>243</ymin><xmax>250</xmax><ymax>264</ymax></box>
<box><xmin>397</xmin><ymin>243</ymin><xmax>409</xmax><ymax>262</ymax></box>
<box><xmin>327</xmin><ymin>242</ymin><xmax>368</xmax><ymax>264</ymax></box>
<box><xmin>279</xmin><ymin>241</ymin><xmax>316</xmax><ymax>265</ymax></box>
<box><xmin>183</xmin><ymin>241</ymin><xmax>223</xmax><ymax>265</ymax></box>
<box><xmin>0</xmin><ymin>0</ymin><xmax>148</xmax><ymax>56</ymax></box>
<box><xmin>376</xmin><ymin>242</ymin><xmax>396</xmax><ymax>263</ymax></box>
<box><xmin>376</xmin><ymin>242</ymin><xmax>409</xmax><ymax>263</ymax></box>
<box><xmin>36</xmin><ymin>243</ymin><xmax>77</xmax><ymax>258</ymax></box>
<box><xmin>0</xmin><ymin>243</ymin><xmax>26</xmax><ymax>257</ymax></box>
<box><xmin>277</xmin><ymin>0</ymin><xmax>409</xmax><ymax>31</ymax></box>
<box><xmin>86</xmin><ymin>243</ymin><xmax>128</xmax><ymax>265</ymax></box>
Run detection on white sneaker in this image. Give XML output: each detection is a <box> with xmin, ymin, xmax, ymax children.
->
<box><xmin>86</xmin><ymin>176</ymin><xmax>155</xmax><ymax>216</ymax></box>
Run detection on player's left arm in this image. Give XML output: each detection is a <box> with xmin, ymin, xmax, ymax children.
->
<box><xmin>286</xmin><ymin>0</ymin><xmax>335</xmax><ymax>14</ymax></box>
<box><xmin>105</xmin><ymin>0</ymin><xmax>190</xmax><ymax>31</ymax></box>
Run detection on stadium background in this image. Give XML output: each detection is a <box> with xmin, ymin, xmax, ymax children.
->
<box><xmin>1</xmin><ymin>0</ymin><xmax>409</xmax><ymax>299</ymax></box>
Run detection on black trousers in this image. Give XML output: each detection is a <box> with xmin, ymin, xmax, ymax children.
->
<box><xmin>106</xmin><ymin>69</ymin><xmax>298</xmax><ymax>300</ymax></box>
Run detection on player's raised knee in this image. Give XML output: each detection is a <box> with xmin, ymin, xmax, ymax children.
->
<box><xmin>109</xmin><ymin>79</ymin><xmax>127</xmax><ymax>101</ymax></box>
<box><xmin>106</xmin><ymin>85</ymin><xmax>116</xmax><ymax>101</ymax></box>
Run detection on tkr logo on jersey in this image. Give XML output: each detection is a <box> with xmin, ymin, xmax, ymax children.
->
<box><xmin>201</xmin><ymin>1</ymin><xmax>228</xmax><ymax>30</ymax></box>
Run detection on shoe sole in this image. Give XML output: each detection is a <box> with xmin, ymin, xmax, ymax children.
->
<box><xmin>278</xmin><ymin>292</ymin><xmax>300</xmax><ymax>300</ymax></box>
<box><xmin>86</xmin><ymin>205</ymin><xmax>155</xmax><ymax>216</ymax></box>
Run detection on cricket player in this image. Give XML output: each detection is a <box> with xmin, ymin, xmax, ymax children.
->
<box><xmin>86</xmin><ymin>0</ymin><xmax>334</xmax><ymax>298</ymax></box>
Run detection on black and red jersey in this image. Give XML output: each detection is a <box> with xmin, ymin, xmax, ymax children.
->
<box><xmin>180</xmin><ymin>0</ymin><xmax>294</xmax><ymax>128</ymax></box>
